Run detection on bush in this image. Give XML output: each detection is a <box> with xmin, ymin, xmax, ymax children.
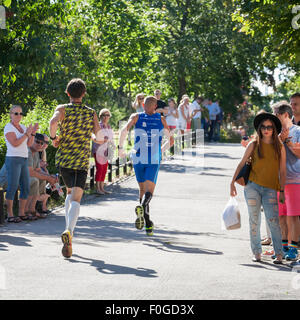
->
<box><xmin>220</xmin><ymin>128</ymin><xmax>242</xmax><ymax>143</ymax></box>
<box><xmin>0</xmin><ymin>97</ymin><xmax>58</xmax><ymax>170</ymax></box>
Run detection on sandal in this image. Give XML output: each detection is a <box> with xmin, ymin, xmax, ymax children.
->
<box><xmin>25</xmin><ymin>212</ymin><xmax>38</xmax><ymax>221</ymax></box>
<box><xmin>32</xmin><ymin>211</ymin><xmax>47</xmax><ymax>219</ymax></box>
<box><xmin>7</xmin><ymin>216</ymin><xmax>22</xmax><ymax>223</ymax></box>
<box><xmin>18</xmin><ymin>215</ymin><xmax>29</xmax><ymax>221</ymax></box>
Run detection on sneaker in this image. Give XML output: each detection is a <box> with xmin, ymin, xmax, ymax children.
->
<box><xmin>135</xmin><ymin>205</ymin><xmax>144</xmax><ymax>230</ymax></box>
<box><xmin>285</xmin><ymin>247</ymin><xmax>298</xmax><ymax>261</ymax></box>
<box><xmin>272</xmin><ymin>246</ymin><xmax>289</xmax><ymax>259</ymax></box>
<box><xmin>61</xmin><ymin>230</ymin><xmax>72</xmax><ymax>258</ymax></box>
<box><xmin>145</xmin><ymin>221</ymin><xmax>154</xmax><ymax>236</ymax></box>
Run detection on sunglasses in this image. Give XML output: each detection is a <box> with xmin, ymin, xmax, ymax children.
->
<box><xmin>138</xmin><ymin>97</ymin><xmax>144</xmax><ymax>100</ymax></box>
<box><xmin>35</xmin><ymin>140</ymin><xmax>49</xmax><ymax>146</ymax></box>
<box><xmin>102</xmin><ymin>114</ymin><xmax>110</xmax><ymax>117</ymax></box>
<box><xmin>11</xmin><ymin>112</ymin><xmax>24</xmax><ymax>116</ymax></box>
<box><xmin>260</xmin><ymin>125</ymin><xmax>273</xmax><ymax>131</ymax></box>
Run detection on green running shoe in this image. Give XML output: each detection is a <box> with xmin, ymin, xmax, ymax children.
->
<box><xmin>135</xmin><ymin>205</ymin><xmax>144</xmax><ymax>230</ymax></box>
<box><xmin>145</xmin><ymin>221</ymin><xmax>154</xmax><ymax>236</ymax></box>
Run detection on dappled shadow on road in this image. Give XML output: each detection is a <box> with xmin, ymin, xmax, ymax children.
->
<box><xmin>159</xmin><ymin>163</ymin><xmax>230</xmax><ymax>177</ymax></box>
<box><xmin>204</xmin><ymin>152</ymin><xmax>240</xmax><ymax>160</ymax></box>
<box><xmin>66</xmin><ymin>254</ymin><xmax>158</xmax><ymax>278</ymax></box>
<box><xmin>82</xmin><ymin>186</ymin><xmax>139</xmax><ymax>204</ymax></box>
<box><xmin>0</xmin><ymin>214</ymin><xmax>224</xmax><ymax>257</ymax></box>
<box><xmin>0</xmin><ymin>234</ymin><xmax>32</xmax><ymax>251</ymax></box>
<box><xmin>143</xmin><ymin>238</ymin><xmax>222</xmax><ymax>255</ymax></box>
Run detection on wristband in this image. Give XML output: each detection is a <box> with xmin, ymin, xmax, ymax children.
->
<box><xmin>280</xmin><ymin>190</ymin><xmax>284</xmax><ymax>193</ymax></box>
<box><xmin>50</xmin><ymin>135</ymin><xmax>57</xmax><ymax>140</ymax></box>
<box><xmin>284</xmin><ymin>138</ymin><xmax>291</xmax><ymax>144</ymax></box>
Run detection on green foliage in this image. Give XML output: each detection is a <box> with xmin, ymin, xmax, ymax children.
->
<box><xmin>0</xmin><ymin>113</ymin><xmax>9</xmax><ymax>168</ymax></box>
<box><xmin>1</xmin><ymin>0</ymin><xmax>297</xmax><ymax>136</ymax></box>
<box><xmin>232</xmin><ymin>0</ymin><xmax>300</xmax><ymax>68</ymax></box>
<box><xmin>220</xmin><ymin>128</ymin><xmax>242</xmax><ymax>143</ymax></box>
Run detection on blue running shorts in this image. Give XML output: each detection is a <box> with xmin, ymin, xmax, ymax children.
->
<box><xmin>133</xmin><ymin>163</ymin><xmax>160</xmax><ymax>184</ymax></box>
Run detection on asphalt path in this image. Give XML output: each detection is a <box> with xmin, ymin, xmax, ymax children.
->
<box><xmin>0</xmin><ymin>143</ymin><xmax>299</xmax><ymax>300</ymax></box>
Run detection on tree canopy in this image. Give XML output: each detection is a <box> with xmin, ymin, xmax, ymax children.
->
<box><xmin>0</xmin><ymin>0</ymin><xmax>299</xmax><ymax>122</ymax></box>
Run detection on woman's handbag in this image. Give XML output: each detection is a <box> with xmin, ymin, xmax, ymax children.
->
<box><xmin>235</xmin><ymin>142</ymin><xmax>256</xmax><ymax>186</ymax></box>
<box><xmin>235</xmin><ymin>161</ymin><xmax>251</xmax><ymax>186</ymax></box>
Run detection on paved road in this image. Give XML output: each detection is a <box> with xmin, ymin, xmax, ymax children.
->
<box><xmin>0</xmin><ymin>143</ymin><xmax>299</xmax><ymax>300</ymax></box>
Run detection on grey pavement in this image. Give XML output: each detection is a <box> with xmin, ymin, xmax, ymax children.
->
<box><xmin>0</xmin><ymin>143</ymin><xmax>299</xmax><ymax>300</ymax></box>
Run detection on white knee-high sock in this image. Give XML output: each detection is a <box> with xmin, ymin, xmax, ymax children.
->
<box><xmin>64</xmin><ymin>194</ymin><xmax>72</xmax><ymax>228</ymax></box>
<box><xmin>67</xmin><ymin>201</ymin><xmax>80</xmax><ymax>235</ymax></box>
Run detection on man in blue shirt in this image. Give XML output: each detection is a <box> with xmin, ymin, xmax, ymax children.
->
<box><xmin>118</xmin><ymin>96</ymin><xmax>173</xmax><ymax>236</ymax></box>
<box><xmin>291</xmin><ymin>92</ymin><xmax>300</xmax><ymax>126</ymax></box>
<box><xmin>206</xmin><ymin>99</ymin><xmax>220</xmax><ymax>142</ymax></box>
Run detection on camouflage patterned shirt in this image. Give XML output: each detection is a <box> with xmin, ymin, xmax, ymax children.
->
<box><xmin>55</xmin><ymin>103</ymin><xmax>94</xmax><ymax>171</ymax></box>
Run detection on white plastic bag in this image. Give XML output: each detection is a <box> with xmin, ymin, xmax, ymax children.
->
<box><xmin>222</xmin><ymin>197</ymin><xmax>241</xmax><ymax>230</ymax></box>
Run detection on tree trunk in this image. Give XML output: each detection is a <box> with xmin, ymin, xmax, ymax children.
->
<box><xmin>178</xmin><ymin>76</ymin><xmax>187</xmax><ymax>103</ymax></box>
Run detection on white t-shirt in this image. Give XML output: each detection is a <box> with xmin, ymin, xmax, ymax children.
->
<box><xmin>4</xmin><ymin>122</ymin><xmax>29</xmax><ymax>158</ymax></box>
<box><xmin>165</xmin><ymin>108</ymin><xmax>178</xmax><ymax>127</ymax></box>
<box><xmin>189</xmin><ymin>101</ymin><xmax>201</xmax><ymax>119</ymax></box>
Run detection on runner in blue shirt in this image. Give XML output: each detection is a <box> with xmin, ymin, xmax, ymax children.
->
<box><xmin>118</xmin><ymin>96</ymin><xmax>173</xmax><ymax>235</ymax></box>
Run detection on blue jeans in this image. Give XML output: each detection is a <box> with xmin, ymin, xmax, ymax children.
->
<box><xmin>244</xmin><ymin>181</ymin><xmax>283</xmax><ymax>256</ymax></box>
<box><xmin>5</xmin><ymin>156</ymin><xmax>30</xmax><ymax>200</ymax></box>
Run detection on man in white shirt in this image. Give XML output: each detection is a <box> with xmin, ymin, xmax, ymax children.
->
<box><xmin>189</xmin><ymin>96</ymin><xmax>203</xmax><ymax>131</ymax></box>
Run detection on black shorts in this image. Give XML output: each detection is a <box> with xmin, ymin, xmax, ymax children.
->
<box><xmin>59</xmin><ymin>167</ymin><xmax>87</xmax><ymax>190</ymax></box>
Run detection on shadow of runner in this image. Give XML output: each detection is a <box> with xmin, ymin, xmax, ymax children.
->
<box><xmin>67</xmin><ymin>254</ymin><xmax>158</xmax><ymax>278</ymax></box>
<box><xmin>240</xmin><ymin>261</ymin><xmax>292</xmax><ymax>272</ymax></box>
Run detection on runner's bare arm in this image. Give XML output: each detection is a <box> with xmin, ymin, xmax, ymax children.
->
<box><xmin>49</xmin><ymin>105</ymin><xmax>65</xmax><ymax>147</ymax></box>
<box><xmin>118</xmin><ymin>113</ymin><xmax>139</xmax><ymax>149</ymax></box>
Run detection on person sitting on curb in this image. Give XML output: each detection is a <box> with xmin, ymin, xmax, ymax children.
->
<box><xmin>25</xmin><ymin>133</ymin><xmax>57</xmax><ymax>219</ymax></box>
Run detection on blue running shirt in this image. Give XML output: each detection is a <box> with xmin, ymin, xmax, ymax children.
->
<box><xmin>132</xmin><ymin>112</ymin><xmax>164</xmax><ymax>165</ymax></box>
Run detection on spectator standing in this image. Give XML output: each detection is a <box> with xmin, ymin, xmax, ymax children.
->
<box><xmin>273</xmin><ymin>101</ymin><xmax>300</xmax><ymax>261</ymax></box>
<box><xmin>154</xmin><ymin>89</ymin><xmax>168</xmax><ymax>116</ymax></box>
<box><xmin>214</xmin><ymin>101</ymin><xmax>223</xmax><ymax>142</ymax></box>
<box><xmin>25</xmin><ymin>133</ymin><xmax>57</xmax><ymax>219</ymax></box>
<box><xmin>290</xmin><ymin>92</ymin><xmax>300</xmax><ymax>126</ymax></box>
<box><xmin>129</xmin><ymin>93</ymin><xmax>145</xmax><ymax>145</ymax></box>
<box><xmin>230</xmin><ymin>112</ymin><xmax>286</xmax><ymax>264</ymax></box>
<box><xmin>201</xmin><ymin>99</ymin><xmax>210</xmax><ymax>136</ymax></box>
<box><xmin>92</xmin><ymin>108</ymin><xmax>115</xmax><ymax>195</ymax></box>
<box><xmin>4</xmin><ymin>105</ymin><xmax>38</xmax><ymax>222</ymax></box>
<box><xmin>206</xmin><ymin>100</ymin><xmax>220</xmax><ymax>142</ymax></box>
<box><xmin>132</xmin><ymin>93</ymin><xmax>145</xmax><ymax>113</ymax></box>
<box><xmin>177</xmin><ymin>96</ymin><xmax>190</xmax><ymax>134</ymax></box>
<box><xmin>189</xmin><ymin>96</ymin><xmax>203</xmax><ymax>132</ymax></box>
<box><xmin>165</xmin><ymin>98</ymin><xmax>179</xmax><ymax>132</ymax></box>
